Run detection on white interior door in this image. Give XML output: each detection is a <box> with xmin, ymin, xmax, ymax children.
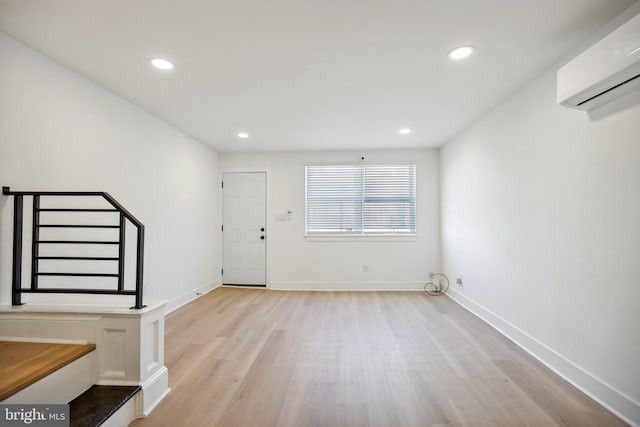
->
<box><xmin>222</xmin><ymin>172</ymin><xmax>266</xmax><ymax>285</ymax></box>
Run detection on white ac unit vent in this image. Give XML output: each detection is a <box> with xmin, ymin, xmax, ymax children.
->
<box><xmin>558</xmin><ymin>11</ymin><xmax>640</xmax><ymax>111</ymax></box>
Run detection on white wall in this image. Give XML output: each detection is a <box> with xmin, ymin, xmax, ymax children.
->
<box><xmin>440</xmin><ymin>52</ymin><xmax>640</xmax><ymax>425</ymax></box>
<box><xmin>0</xmin><ymin>33</ymin><xmax>220</xmax><ymax>311</ymax></box>
<box><xmin>221</xmin><ymin>149</ymin><xmax>440</xmax><ymax>290</ymax></box>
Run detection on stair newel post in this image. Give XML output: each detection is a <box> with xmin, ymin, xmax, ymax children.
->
<box><xmin>134</xmin><ymin>225</ymin><xmax>145</xmax><ymax>309</ymax></box>
<box><xmin>12</xmin><ymin>194</ymin><xmax>24</xmax><ymax>305</ymax></box>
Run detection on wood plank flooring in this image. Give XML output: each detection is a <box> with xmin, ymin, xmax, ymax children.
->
<box><xmin>131</xmin><ymin>288</ymin><xmax>626</xmax><ymax>427</ymax></box>
<box><xmin>0</xmin><ymin>341</ymin><xmax>96</xmax><ymax>401</ymax></box>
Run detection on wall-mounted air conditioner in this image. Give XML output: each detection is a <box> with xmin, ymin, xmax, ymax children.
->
<box><xmin>557</xmin><ymin>11</ymin><xmax>640</xmax><ymax>111</ymax></box>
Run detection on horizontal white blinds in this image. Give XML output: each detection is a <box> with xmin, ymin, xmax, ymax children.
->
<box><xmin>306</xmin><ymin>165</ymin><xmax>363</xmax><ymax>234</ymax></box>
<box><xmin>305</xmin><ymin>164</ymin><xmax>416</xmax><ymax>235</ymax></box>
<box><xmin>363</xmin><ymin>165</ymin><xmax>416</xmax><ymax>233</ymax></box>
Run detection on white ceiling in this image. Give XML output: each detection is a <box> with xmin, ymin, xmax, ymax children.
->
<box><xmin>0</xmin><ymin>0</ymin><xmax>635</xmax><ymax>152</ymax></box>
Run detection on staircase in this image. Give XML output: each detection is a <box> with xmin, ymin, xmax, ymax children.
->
<box><xmin>0</xmin><ymin>303</ymin><xmax>169</xmax><ymax>426</ymax></box>
<box><xmin>0</xmin><ymin>341</ymin><xmax>142</xmax><ymax>426</ymax></box>
<box><xmin>0</xmin><ymin>188</ymin><xmax>169</xmax><ymax>426</ymax></box>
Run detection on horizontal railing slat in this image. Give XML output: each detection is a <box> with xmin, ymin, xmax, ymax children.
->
<box><xmin>37</xmin><ymin>272</ymin><xmax>119</xmax><ymax>277</ymax></box>
<box><xmin>37</xmin><ymin>240</ymin><xmax>119</xmax><ymax>245</ymax></box>
<box><xmin>38</xmin><ymin>224</ymin><xmax>119</xmax><ymax>229</ymax></box>
<box><xmin>3</xmin><ymin>191</ymin><xmax>105</xmax><ymax>196</ymax></box>
<box><xmin>37</xmin><ymin>208</ymin><xmax>119</xmax><ymax>212</ymax></box>
<box><xmin>18</xmin><ymin>288</ymin><xmax>137</xmax><ymax>295</ymax></box>
<box><xmin>38</xmin><ymin>256</ymin><xmax>119</xmax><ymax>261</ymax></box>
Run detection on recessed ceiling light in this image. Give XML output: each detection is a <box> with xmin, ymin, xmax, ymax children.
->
<box><xmin>150</xmin><ymin>58</ymin><xmax>174</xmax><ymax>70</ymax></box>
<box><xmin>398</xmin><ymin>128</ymin><xmax>411</xmax><ymax>135</ymax></box>
<box><xmin>237</xmin><ymin>132</ymin><xmax>250</xmax><ymax>139</ymax></box>
<box><xmin>448</xmin><ymin>46</ymin><xmax>474</xmax><ymax>60</ymax></box>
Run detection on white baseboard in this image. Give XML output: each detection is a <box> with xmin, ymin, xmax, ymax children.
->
<box><xmin>447</xmin><ymin>289</ymin><xmax>640</xmax><ymax>427</ymax></box>
<box><xmin>165</xmin><ymin>281</ymin><xmax>220</xmax><ymax>314</ymax></box>
<box><xmin>269</xmin><ymin>281</ymin><xmax>425</xmax><ymax>291</ymax></box>
<box><xmin>140</xmin><ymin>366</ymin><xmax>170</xmax><ymax>416</ymax></box>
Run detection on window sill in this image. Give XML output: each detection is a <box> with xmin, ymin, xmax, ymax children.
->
<box><xmin>304</xmin><ymin>234</ymin><xmax>417</xmax><ymax>242</ymax></box>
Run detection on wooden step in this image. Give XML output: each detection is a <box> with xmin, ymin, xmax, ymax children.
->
<box><xmin>0</xmin><ymin>341</ymin><xmax>96</xmax><ymax>401</ymax></box>
<box><xmin>70</xmin><ymin>385</ymin><xmax>141</xmax><ymax>427</ymax></box>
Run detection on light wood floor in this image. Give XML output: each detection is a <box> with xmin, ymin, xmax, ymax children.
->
<box><xmin>0</xmin><ymin>341</ymin><xmax>96</xmax><ymax>401</ymax></box>
<box><xmin>132</xmin><ymin>288</ymin><xmax>625</xmax><ymax>427</ymax></box>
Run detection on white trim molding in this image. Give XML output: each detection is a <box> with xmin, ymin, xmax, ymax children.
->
<box><xmin>447</xmin><ymin>289</ymin><xmax>640</xmax><ymax>427</ymax></box>
<box><xmin>139</xmin><ymin>366</ymin><xmax>170</xmax><ymax>416</ymax></box>
<box><xmin>269</xmin><ymin>281</ymin><xmax>426</xmax><ymax>291</ymax></box>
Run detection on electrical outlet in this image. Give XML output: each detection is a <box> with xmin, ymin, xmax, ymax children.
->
<box><xmin>456</xmin><ymin>275</ymin><xmax>463</xmax><ymax>286</ymax></box>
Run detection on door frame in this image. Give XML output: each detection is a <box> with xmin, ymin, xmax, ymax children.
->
<box><xmin>220</xmin><ymin>167</ymin><xmax>272</xmax><ymax>288</ymax></box>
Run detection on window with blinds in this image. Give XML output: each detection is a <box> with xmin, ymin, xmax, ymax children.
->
<box><xmin>305</xmin><ymin>164</ymin><xmax>416</xmax><ymax>235</ymax></box>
